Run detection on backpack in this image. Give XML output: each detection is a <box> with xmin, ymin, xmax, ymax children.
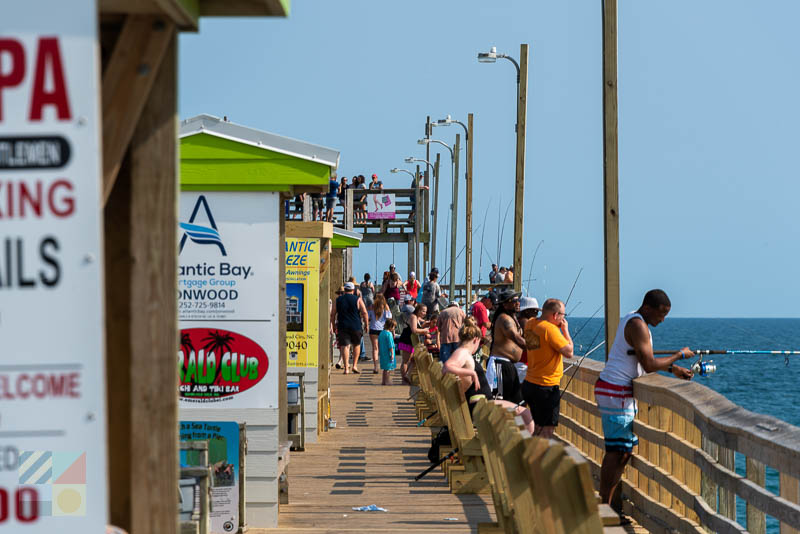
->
<box><xmin>427</xmin><ymin>427</ymin><xmax>451</xmax><ymax>463</ymax></box>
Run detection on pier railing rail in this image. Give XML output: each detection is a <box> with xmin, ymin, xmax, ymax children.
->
<box><xmin>558</xmin><ymin>359</ymin><xmax>800</xmax><ymax>534</ymax></box>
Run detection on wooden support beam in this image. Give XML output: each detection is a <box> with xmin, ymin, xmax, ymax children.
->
<box><xmin>102</xmin><ymin>15</ymin><xmax>175</xmax><ymax>205</ymax></box>
<box><xmin>602</xmin><ymin>0</ymin><xmax>621</xmax><ymax>357</ymax></box>
<box><xmin>105</xmin><ymin>34</ymin><xmax>178</xmax><ymax>534</ymax></box>
<box><xmin>512</xmin><ymin>44</ymin><xmax>528</xmax><ymax>293</ymax></box>
<box><xmin>99</xmin><ymin>0</ymin><xmax>199</xmax><ymax>29</ymax></box>
<box><xmin>465</xmin><ymin>113</ymin><xmax>474</xmax><ymax>305</ymax></box>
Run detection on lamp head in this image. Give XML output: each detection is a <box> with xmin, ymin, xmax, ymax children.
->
<box><xmin>390</xmin><ymin>168</ymin><xmax>400</xmax><ymax>173</ymax></box>
<box><xmin>436</xmin><ymin>114</ymin><xmax>453</xmax><ymax>126</ymax></box>
<box><xmin>417</xmin><ymin>139</ymin><xmax>429</xmax><ymax>145</ymax></box>
<box><xmin>404</xmin><ymin>157</ymin><xmax>415</xmax><ymax>163</ymax></box>
<box><xmin>478</xmin><ymin>46</ymin><xmax>498</xmax><ymax>63</ymax></box>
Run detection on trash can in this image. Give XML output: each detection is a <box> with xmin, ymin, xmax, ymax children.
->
<box><xmin>287</xmin><ymin>382</ymin><xmax>300</xmax><ymax>405</ymax></box>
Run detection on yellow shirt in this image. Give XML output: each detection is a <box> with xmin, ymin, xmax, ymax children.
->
<box><xmin>524</xmin><ymin>318</ymin><xmax>569</xmax><ymax>386</ymax></box>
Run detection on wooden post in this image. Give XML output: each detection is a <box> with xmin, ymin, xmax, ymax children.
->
<box><xmin>345</xmin><ymin>188</ymin><xmax>354</xmax><ymax>280</ymax></box>
<box><xmin>432</xmin><ymin>153</ymin><xmax>441</xmax><ymax>271</ymax></box>
<box><xmin>318</xmin><ymin>238</ymin><xmax>331</xmax><ymax>432</ymax></box>
<box><xmin>105</xmin><ymin>33</ymin><xmax>178</xmax><ymax>534</ymax></box>
<box><xmin>449</xmin><ymin>134</ymin><xmax>460</xmax><ymax>300</ymax></box>
<box><xmin>700</xmin><ymin>436</ymin><xmax>718</xmax><ymax>533</ymax></box>
<box><xmin>718</xmin><ymin>445</ymin><xmax>737</xmax><ymax>521</ymax></box>
<box><xmin>415</xmin><ymin>166</ymin><xmax>421</xmax><ymax>277</ymax></box>
<box><xmin>512</xmin><ymin>44</ymin><xmax>528</xmax><ymax>293</ymax></box>
<box><xmin>746</xmin><ymin>457</ymin><xmax>767</xmax><ymax>533</ymax></box>
<box><xmin>302</xmin><ymin>194</ymin><xmax>312</xmax><ymax>221</ymax></box>
<box><xmin>780</xmin><ymin>473</ymin><xmax>800</xmax><ymax>534</ymax></box>
<box><xmin>424</xmin><ymin>116</ymin><xmax>431</xmax><ymax>274</ymax></box>
<box><xmin>602</xmin><ymin>0</ymin><xmax>621</xmax><ymax>357</ymax></box>
<box><xmin>465</xmin><ymin>113</ymin><xmax>474</xmax><ymax>306</ymax></box>
<box><xmin>279</xmin><ymin>211</ymin><xmax>288</xmax><ymax>447</ymax></box>
<box><xmin>408</xmin><ymin>235</ymin><xmax>415</xmax><ymax>284</ymax></box>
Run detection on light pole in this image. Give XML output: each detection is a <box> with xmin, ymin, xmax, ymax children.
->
<box><xmin>434</xmin><ymin>114</ymin><xmax>473</xmax><ymax>304</ymax></box>
<box><xmin>417</xmin><ymin>138</ymin><xmax>453</xmax><ymax>276</ymax></box>
<box><xmin>403</xmin><ymin>158</ymin><xmax>432</xmax><ymax>280</ymax></box>
<box><xmin>478</xmin><ymin>45</ymin><xmax>528</xmax><ymax>293</ymax></box>
<box><xmin>419</xmin><ymin>136</ymin><xmax>458</xmax><ymax>301</ymax></box>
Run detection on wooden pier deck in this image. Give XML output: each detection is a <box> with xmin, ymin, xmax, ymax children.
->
<box><xmin>257</xmin><ymin>366</ymin><xmax>648</xmax><ymax>534</ymax></box>
<box><xmin>261</xmin><ymin>369</ymin><xmax>496</xmax><ymax>533</ymax></box>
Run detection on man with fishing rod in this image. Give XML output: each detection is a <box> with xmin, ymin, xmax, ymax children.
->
<box><xmin>596</xmin><ymin>289</ymin><xmax>694</xmax><ymax>515</ymax></box>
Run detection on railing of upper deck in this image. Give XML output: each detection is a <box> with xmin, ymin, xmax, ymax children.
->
<box><xmin>558</xmin><ymin>358</ymin><xmax>800</xmax><ymax>534</ymax></box>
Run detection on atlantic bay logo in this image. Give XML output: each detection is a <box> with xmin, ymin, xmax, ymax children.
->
<box><xmin>180</xmin><ymin>195</ymin><xmax>227</xmax><ymax>256</ymax></box>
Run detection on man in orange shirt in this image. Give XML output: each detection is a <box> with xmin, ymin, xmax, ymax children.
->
<box><xmin>522</xmin><ymin>298</ymin><xmax>574</xmax><ymax>437</ymax></box>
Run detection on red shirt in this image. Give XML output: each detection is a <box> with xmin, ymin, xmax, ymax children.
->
<box><xmin>471</xmin><ymin>301</ymin><xmax>490</xmax><ymax>337</ymax></box>
<box><xmin>405</xmin><ymin>279</ymin><xmax>420</xmax><ymax>299</ymax></box>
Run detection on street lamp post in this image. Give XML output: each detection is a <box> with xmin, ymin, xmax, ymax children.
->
<box><xmin>403</xmin><ymin>158</ymin><xmax>434</xmax><ymax>281</ymax></box>
<box><xmin>478</xmin><ymin>45</ymin><xmax>528</xmax><ymax>293</ymax></box>
<box><xmin>434</xmin><ymin>115</ymin><xmax>473</xmax><ymax>304</ymax></box>
<box><xmin>417</xmin><ymin>138</ymin><xmax>454</xmax><ymax>278</ymax></box>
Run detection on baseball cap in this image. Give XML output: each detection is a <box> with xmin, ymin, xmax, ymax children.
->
<box><xmin>372</xmin><ymin>173</ymin><xmax>378</xmax><ymax>179</ymax></box>
<box><xmin>389</xmin><ymin>264</ymin><xmax>396</xmax><ymax>270</ymax></box>
<box><xmin>483</xmin><ymin>292</ymin><xmax>498</xmax><ymax>305</ymax></box>
<box><xmin>519</xmin><ymin>296</ymin><xmax>540</xmax><ymax>311</ymax></box>
<box><xmin>344</xmin><ymin>282</ymin><xmax>355</xmax><ymax>290</ymax></box>
<box><xmin>448</xmin><ymin>300</ymin><xmax>459</xmax><ymax>308</ymax></box>
<box><xmin>430</xmin><ymin>267</ymin><xmax>439</xmax><ymax>274</ymax></box>
<box><xmin>404</xmin><ymin>294</ymin><xmax>414</xmax><ymax>302</ymax></box>
<box><xmin>409</xmin><ymin>271</ymin><xmax>416</xmax><ymax>279</ymax></box>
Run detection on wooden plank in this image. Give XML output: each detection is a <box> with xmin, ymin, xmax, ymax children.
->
<box><xmin>100</xmin><ymin>0</ymin><xmax>199</xmax><ymax>29</ymax></box>
<box><xmin>719</xmin><ymin>445</ymin><xmax>737</xmax><ymax>521</ymax></box>
<box><xmin>602</xmin><ymin>0</ymin><xmax>620</xmax><ymax>355</ymax></box>
<box><xmin>746</xmin><ymin>457</ymin><xmax>767</xmax><ymax>534</ymax></box>
<box><xmin>105</xmin><ymin>34</ymin><xmax>178</xmax><ymax>534</ymax></box>
<box><xmin>102</xmin><ymin>15</ymin><xmax>175</xmax><ymax>204</ymax></box>
<box><xmin>198</xmin><ymin>0</ymin><xmax>289</xmax><ymax>17</ymax></box>
<box><xmin>780</xmin><ymin>473</ymin><xmax>800</xmax><ymax>534</ymax></box>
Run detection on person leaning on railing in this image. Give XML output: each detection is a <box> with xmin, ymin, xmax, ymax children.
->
<box><xmin>595</xmin><ymin>289</ymin><xmax>694</xmax><ymax>517</ymax></box>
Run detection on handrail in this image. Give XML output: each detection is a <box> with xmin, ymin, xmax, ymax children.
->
<box><xmin>558</xmin><ymin>358</ymin><xmax>800</xmax><ymax>534</ymax></box>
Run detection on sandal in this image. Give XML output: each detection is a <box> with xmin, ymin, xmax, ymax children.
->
<box><xmin>352</xmin><ymin>369</ymin><xmax>360</xmax><ymax>374</ymax></box>
<box><xmin>335</xmin><ymin>362</ymin><xmax>342</xmax><ymax>369</ymax></box>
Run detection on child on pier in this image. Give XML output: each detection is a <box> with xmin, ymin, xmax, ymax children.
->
<box><xmin>378</xmin><ymin>318</ymin><xmax>397</xmax><ymax>385</ymax></box>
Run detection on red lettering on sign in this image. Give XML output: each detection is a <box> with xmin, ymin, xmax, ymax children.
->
<box><xmin>0</xmin><ymin>39</ymin><xmax>25</xmax><ymax>121</ymax></box>
<box><xmin>0</xmin><ymin>179</ymin><xmax>75</xmax><ymax>220</ymax></box>
<box><xmin>29</xmin><ymin>38</ymin><xmax>71</xmax><ymax>121</ymax></box>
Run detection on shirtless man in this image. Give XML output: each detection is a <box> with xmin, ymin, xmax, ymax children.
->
<box><xmin>486</xmin><ymin>289</ymin><xmax>526</xmax><ymax>403</ymax></box>
<box><xmin>443</xmin><ymin>318</ymin><xmax>535</xmax><ymax>434</ymax></box>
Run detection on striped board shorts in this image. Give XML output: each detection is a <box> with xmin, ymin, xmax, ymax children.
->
<box><xmin>594</xmin><ymin>378</ymin><xmax>638</xmax><ymax>453</ymax></box>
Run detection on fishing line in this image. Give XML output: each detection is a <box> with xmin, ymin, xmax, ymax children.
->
<box><xmin>571</xmin><ymin>304</ymin><xmax>604</xmax><ymax>342</ymax></box>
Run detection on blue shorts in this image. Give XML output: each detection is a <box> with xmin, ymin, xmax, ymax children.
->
<box><xmin>438</xmin><ymin>342</ymin><xmax>459</xmax><ymax>363</ymax></box>
<box><xmin>600</xmin><ymin>412</ymin><xmax>638</xmax><ymax>452</ymax></box>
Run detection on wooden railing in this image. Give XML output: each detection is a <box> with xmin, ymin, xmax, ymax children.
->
<box><xmin>558</xmin><ymin>359</ymin><xmax>800</xmax><ymax>534</ymax></box>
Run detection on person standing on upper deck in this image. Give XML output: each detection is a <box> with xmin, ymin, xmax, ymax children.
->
<box><xmin>596</xmin><ymin>289</ymin><xmax>694</xmax><ymax>511</ymax></box>
<box><xmin>326</xmin><ymin>173</ymin><xmax>339</xmax><ymax>222</ymax></box>
<box><xmin>522</xmin><ymin>298</ymin><xmax>574</xmax><ymax>438</ymax></box>
<box><xmin>485</xmin><ymin>289</ymin><xmax>526</xmax><ymax>403</ymax></box>
<box><xmin>489</xmin><ymin>264</ymin><xmax>498</xmax><ymax>284</ymax></box>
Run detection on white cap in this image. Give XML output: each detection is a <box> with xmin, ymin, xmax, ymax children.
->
<box><xmin>519</xmin><ymin>296</ymin><xmax>540</xmax><ymax>311</ymax></box>
<box><xmin>409</xmin><ymin>271</ymin><xmax>415</xmax><ymax>279</ymax></box>
<box><xmin>344</xmin><ymin>282</ymin><xmax>355</xmax><ymax>290</ymax></box>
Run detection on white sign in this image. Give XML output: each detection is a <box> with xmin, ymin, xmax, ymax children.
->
<box><xmin>178</xmin><ymin>192</ymin><xmax>280</xmax><ymax>409</ymax></box>
<box><xmin>367</xmin><ymin>193</ymin><xmax>396</xmax><ymax>219</ymax></box>
<box><xmin>0</xmin><ymin>1</ymin><xmax>107</xmax><ymax>531</ymax></box>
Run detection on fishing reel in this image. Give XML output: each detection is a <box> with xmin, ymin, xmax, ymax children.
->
<box><xmin>691</xmin><ymin>356</ymin><xmax>717</xmax><ymax>377</ymax></box>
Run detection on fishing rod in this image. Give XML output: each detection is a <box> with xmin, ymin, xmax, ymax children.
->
<box><xmin>630</xmin><ymin>348</ymin><xmax>797</xmax><ymax>371</ymax></box>
<box><xmin>525</xmin><ymin>240</ymin><xmax>544</xmax><ymax>295</ymax></box>
<box><xmin>564</xmin><ymin>267</ymin><xmax>583</xmax><ymax>307</ymax></box>
<box><xmin>415</xmin><ymin>447</ymin><xmax>458</xmax><ymax>481</ymax></box>
<box><xmin>417</xmin><ymin>410</ymin><xmax>438</xmax><ymax>427</ymax></box>
<box><xmin>560</xmin><ymin>340</ymin><xmax>606</xmax><ymax>400</ymax></box>
<box><xmin>571</xmin><ymin>304</ymin><xmax>604</xmax><ymax>341</ymax></box>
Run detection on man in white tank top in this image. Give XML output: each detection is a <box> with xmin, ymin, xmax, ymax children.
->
<box><xmin>596</xmin><ymin>289</ymin><xmax>694</xmax><ymax>514</ymax></box>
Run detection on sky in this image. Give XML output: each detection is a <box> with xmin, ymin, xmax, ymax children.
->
<box><xmin>179</xmin><ymin>0</ymin><xmax>800</xmax><ymax>318</ymax></box>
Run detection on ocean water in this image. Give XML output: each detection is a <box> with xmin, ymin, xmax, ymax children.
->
<box><xmin>570</xmin><ymin>317</ymin><xmax>800</xmax><ymax>533</ymax></box>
